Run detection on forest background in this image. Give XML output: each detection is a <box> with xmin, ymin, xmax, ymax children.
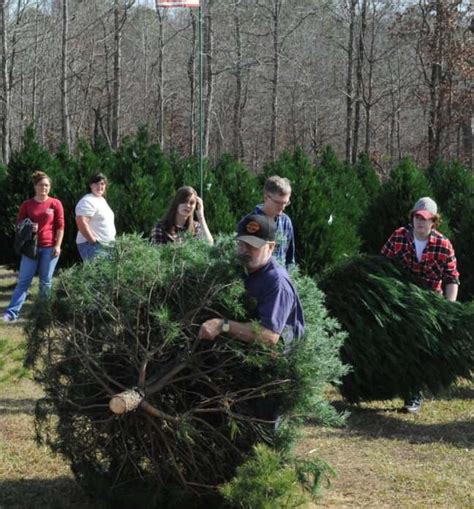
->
<box><xmin>0</xmin><ymin>0</ymin><xmax>472</xmax><ymax>168</ymax></box>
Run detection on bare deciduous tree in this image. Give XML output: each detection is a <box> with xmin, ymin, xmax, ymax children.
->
<box><xmin>0</xmin><ymin>0</ymin><xmax>10</xmax><ymax>163</ymax></box>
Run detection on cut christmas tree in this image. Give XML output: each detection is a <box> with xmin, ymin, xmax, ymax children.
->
<box><xmin>26</xmin><ymin>235</ymin><xmax>347</xmax><ymax>508</ymax></box>
<box><xmin>318</xmin><ymin>255</ymin><xmax>474</xmax><ymax>403</ymax></box>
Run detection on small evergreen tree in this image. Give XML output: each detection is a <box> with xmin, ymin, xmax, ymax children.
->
<box><xmin>455</xmin><ymin>201</ymin><xmax>474</xmax><ymax>301</ymax></box>
<box><xmin>220</xmin><ymin>444</ymin><xmax>335</xmax><ymax>509</ymax></box>
<box><xmin>427</xmin><ymin>160</ymin><xmax>474</xmax><ymax>233</ymax></box>
<box><xmin>354</xmin><ymin>153</ymin><xmax>381</xmax><ymax>205</ymax></box>
<box><xmin>317</xmin><ymin>146</ymin><xmax>368</xmax><ymax>227</ymax></box>
<box><xmin>212</xmin><ymin>154</ymin><xmax>260</xmax><ymax>221</ymax></box>
<box><xmin>109</xmin><ymin>126</ymin><xmax>175</xmax><ymax>236</ymax></box>
<box><xmin>427</xmin><ymin>160</ymin><xmax>474</xmax><ymax>301</ymax></box>
<box><xmin>220</xmin><ymin>444</ymin><xmax>306</xmax><ymax>509</ymax></box>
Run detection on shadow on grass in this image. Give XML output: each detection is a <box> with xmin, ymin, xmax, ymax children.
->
<box><xmin>0</xmin><ymin>477</ymin><xmax>102</xmax><ymax>509</ymax></box>
<box><xmin>322</xmin><ymin>400</ymin><xmax>474</xmax><ymax>450</ymax></box>
<box><xmin>0</xmin><ymin>281</ymin><xmax>16</xmax><ymax>291</ymax></box>
<box><xmin>437</xmin><ymin>385</ymin><xmax>474</xmax><ymax>401</ymax></box>
<box><xmin>0</xmin><ymin>398</ymin><xmax>37</xmax><ymax>415</ymax></box>
<box><xmin>0</xmin><ymin>289</ymin><xmax>15</xmax><ymax>301</ymax></box>
<box><xmin>0</xmin><ymin>271</ymin><xmax>17</xmax><ymax>281</ymax></box>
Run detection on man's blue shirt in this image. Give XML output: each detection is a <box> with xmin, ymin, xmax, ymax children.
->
<box><xmin>245</xmin><ymin>258</ymin><xmax>304</xmax><ymax>346</ymax></box>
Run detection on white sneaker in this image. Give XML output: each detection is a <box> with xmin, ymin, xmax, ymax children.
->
<box><xmin>2</xmin><ymin>313</ymin><xmax>16</xmax><ymax>323</ymax></box>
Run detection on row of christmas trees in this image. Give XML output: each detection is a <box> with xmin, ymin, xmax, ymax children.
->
<box><xmin>1</xmin><ymin>125</ymin><xmax>473</xmax><ymax>300</ymax></box>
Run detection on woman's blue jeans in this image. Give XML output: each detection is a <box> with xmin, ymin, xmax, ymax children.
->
<box><xmin>77</xmin><ymin>241</ymin><xmax>103</xmax><ymax>261</ymax></box>
<box><xmin>4</xmin><ymin>247</ymin><xmax>60</xmax><ymax>320</ymax></box>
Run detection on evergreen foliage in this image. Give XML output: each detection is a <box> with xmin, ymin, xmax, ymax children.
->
<box><xmin>354</xmin><ymin>153</ymin><xmax>381</xmax><ymax>205</ymax></box>
<box><xmin>26</xmin><ymin>235</ymin><xmax>347</xmax><ymax>507</ymax></box>
<box><xmin>209</xmin><ymin>154</ymin><xmax>260</xmax><ymax>232</ymax></box>
<box><xmin>318</xmin><ymin>255</ymin><xmax>474</xmax><ymax>403</ymax></box>
<box><xmin>314</xmin><ymin>147</ymin><xmax>368</xmax><ymax>268</ymax></box>
<box><xmin>427</xmin><ymin>160</ymin><xmax>474</xmax><ymax>301</ymax></box>
<box><xmin>109</xmin><ymin>127</ymin><xmax>175</xmax><ymax>236</ymax></box>
<box><xmin>455</xmin><ymin>204</ymin><xmax>474</xmax><ymax>302</ymax></box>
<box><xmin>220</xmin><ymin>444</ymin><xmax>308</xmax><ymax>508</ymax></box>
<box><xmin>426</xmin><ymin>160</ymin><xmax>474</xmax><ymax>232</ymax></box>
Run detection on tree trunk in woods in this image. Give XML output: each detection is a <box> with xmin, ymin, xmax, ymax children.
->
<box><xmin>460</xmin><ymin>119</ymin><xmax>473</xmax><ymax>169</ymax></box>
<box><xmin>61</xmin><ymin>0</ymin><xmax>71</xmax><ymax>148</ymax></box>
<box><xmin>269</xmin><ymin>0</ymin><xmax>281</xmax><ymax>162</ymax></box>
<box><xmin>232</xmin><ymin>9</ymin><xmax>244</xmax><ymax>160</ymax></box>
<box><xmin>352</xmin><ymin>0</ymin><xmax>367</xmax><ymax>164</ymax></box>
<box><xmin>188</xmin><ymin>9</ymin><xmax>197</xmax><ymax>155</ymax></box>
<box><xmin>204</xmin><ymin>0</ymin><xmax>214</xmax><ymax>158</ymax></box>
<box><xmin>0</xmin><ymin>0</ymin><xmax>10</xmax><ymax>164</ymax></box>
<box><xmin>345</xmin><ymin>0</ymin><xmax>357</xmax><ymax>164</ymax></box>
<box><xmin>155</xmin><ymin>7</ymin><xmax>165</xmax><ymax>149</ymax></box>
<box><xmin>364</xmin><ymin>0</ymin><xmax>376</xmax><ymax>156</ymax></box>
<box><xmin>111</xmin><ymin>0</ymin><xmax>122</xmax><ymax>149</ymax></box>
<box><xmin>31</xmin><ymin>10</ymin><xmax>40</xmax><ymax>125</ymax></box>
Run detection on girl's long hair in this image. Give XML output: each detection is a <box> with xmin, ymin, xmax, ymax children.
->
<box><xmin>161</xmin><ymin>186</ymin><xmax>198</xmax><ymax>235</ymax></box>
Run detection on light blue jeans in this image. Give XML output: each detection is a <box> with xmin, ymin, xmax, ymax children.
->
<box><xmin>77</xmin><ymin>241</ymin><xmax>104</xmax><ymax>261</ymax></box>
<box><xmin>4</xmin><ymin>247</ymin><xmax>60</xmax><ymax>320</ymax></box>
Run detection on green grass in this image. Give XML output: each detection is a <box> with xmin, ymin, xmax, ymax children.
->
<box><xmin>0</xmin><ymin>265</ymin><xmax>472</xmax><ymax>508</ymax></box>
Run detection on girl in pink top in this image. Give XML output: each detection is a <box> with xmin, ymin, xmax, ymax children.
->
<box><xmin>3</xmin><ymin>171</ymin><xmax>65</xmax><ymax>322</ymax></box>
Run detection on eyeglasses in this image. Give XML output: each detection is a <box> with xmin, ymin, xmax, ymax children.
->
<box><xmin>266</xmin><ymin>194</ymin><xmax>291</xmax><ymax>207</ymax></box>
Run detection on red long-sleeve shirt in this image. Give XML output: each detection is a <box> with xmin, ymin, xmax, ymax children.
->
<box><xmin>381</xmin><ymin>225</ymin><xmax>460</xmax><ymax>293</ymax></box>
<box><xmin>17</xmin><ymin>198</ymin><xmax>65</xmax><ymax>248</ymax></box>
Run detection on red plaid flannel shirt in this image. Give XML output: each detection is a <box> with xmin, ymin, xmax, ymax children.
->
<box><xmin>381</xmin><ymin>226</ymin><xmax>460</xmax><ymax>293</ymax></box>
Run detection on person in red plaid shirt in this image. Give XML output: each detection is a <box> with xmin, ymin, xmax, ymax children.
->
<box><xmin>381</xmin><ymin>196</ymin><xmax>460</xmax><ymax>413</ymax></box>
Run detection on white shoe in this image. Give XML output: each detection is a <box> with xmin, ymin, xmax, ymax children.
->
<box><xmin>2</xmin><ymin>313</ymin><xmax>16</xmax><ymax>323</ymax></box>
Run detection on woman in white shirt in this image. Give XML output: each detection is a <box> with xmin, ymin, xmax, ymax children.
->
<box><xmin>75</xmin><ymin>173</ymin><xmax>116</xmax><ymax>261</ymax></box>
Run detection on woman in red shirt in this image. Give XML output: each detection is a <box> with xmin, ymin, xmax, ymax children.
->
<box><xmin>3</xmin><ymin>171</ymin><xmax>65</xmax><ymax>322</ymax></box>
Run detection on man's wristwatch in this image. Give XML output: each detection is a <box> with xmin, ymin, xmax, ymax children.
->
<box><xmin>222</xmin><ymin>319</ymin><xmax>230</xmax><ymax>333</ymax></box>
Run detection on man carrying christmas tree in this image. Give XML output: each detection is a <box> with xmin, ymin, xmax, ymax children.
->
<box><xmin>381</xmin><ymin>196</ymin><xmax>460</xmax><ymax>413</ymax></box>
<box><xmin>237</xmin><ymin>176</ymin><xmax>295</xmax><ymax>270</ymax></box>
<box><xmin>199</xmin><ymin>214</ymin><xmax>304</xmax><ymax>348</ymax></box>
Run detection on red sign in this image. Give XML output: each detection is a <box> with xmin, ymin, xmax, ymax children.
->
<box><xmin>156</xmin><ymin>0</ymin><xmax>200</xmax><ymax>7</ymax></box>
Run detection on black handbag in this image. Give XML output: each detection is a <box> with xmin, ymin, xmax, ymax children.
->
<box><xmin>14</xmin><ymin>218</ymin><xmax>38</xmax><ymax>259</ymax></box>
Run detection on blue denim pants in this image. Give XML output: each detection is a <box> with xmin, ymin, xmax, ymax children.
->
<box><xmin>77</xmin><ymin>241</ymin><xmax>103</xmax><ymax>261</ymax></box>
<box><xmin>4</xmin><ymin>247</ymin><xmax>60</xmax><ymax>320</ymax></box>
